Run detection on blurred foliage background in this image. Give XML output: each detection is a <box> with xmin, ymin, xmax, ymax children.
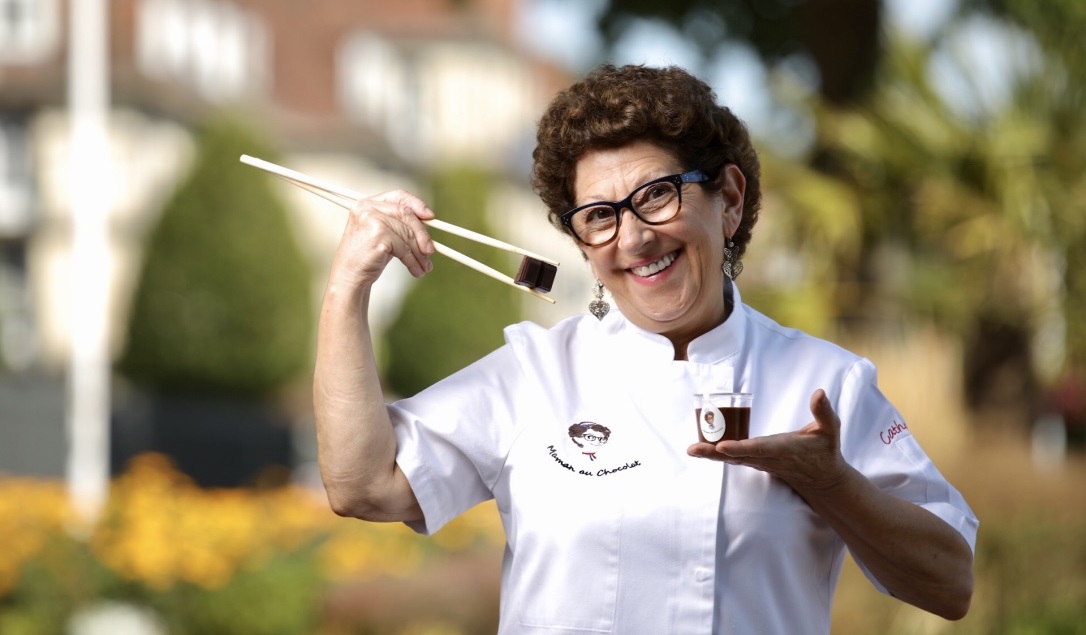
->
<box><xmin>603</xmin><ymin>0</ymin><xmax>1086</xmax><ymax>439</ymax></box>
<box><xmin>2</xmin><ymin>0</ymin><xmax>1085</xmax><ymax>632</ymax></box>
<box><xmin>383</xmin><ymin>166</ymin><xmax>522</xmax><ymax>397</ymax></box>
<box><xmin>0</xmin><ymin>454</ymin><xmax>503</xmax><ymax>634</ymax></box>
<box><xmin>116</xmin><ymin>117</ymin><xmax>314</xmax><ymax>399</ymax></box>
<box><xmin>109</xmin><ymin>116</ymin><xmax>314</xmax><ymax>489</ymax></box>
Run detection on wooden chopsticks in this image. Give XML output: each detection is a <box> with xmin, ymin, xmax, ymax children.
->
<box><xmin>239</xmin><ymin>155</ymin><xmax>559</xmax><ymax>303</ymax></box>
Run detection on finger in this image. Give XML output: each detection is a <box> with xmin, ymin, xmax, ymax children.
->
<box><xmin>351</xmin><ymin>193</ymin><xmax>434</xmax><ymax>276</ymax></box>
<box><xmin>687</xmin><ymin>442</ymin><xmax>740</xmax><ymax>463</ymax></box>
<box><xmin>809</xmin><ymin>389</ymin><xmax>840</xmax><ymax>431</ymax></box>
<box><xmin>373</xmin><ymin>190</ymin><xmax>437</xmax><ymax>258</ymax></box>
<box><xmin>379</xmin><ymin>225</ymin><xmax>431</xmax><ymax>277</ymax></box>
<box><xmin>712</xmin><ymin>434</ymin><xmax>781</xmax><ymax>458</ymax></box>
<box><xmin>688</xmin><ymin>441</ymin><xmax>721</xmax><ymax>457</ymax></box>
<box><xmin>345</xmin><ymin>221</ymin><xmax>428</xmax><ymax>280</ymax></box>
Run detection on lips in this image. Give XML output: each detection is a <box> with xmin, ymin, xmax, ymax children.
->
<box><xmin>630</xmin><ymin>251</ymin><xmax>677</xmax><ymax>277</ymax></box>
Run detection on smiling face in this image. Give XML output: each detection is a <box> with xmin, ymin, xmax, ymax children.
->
<box><xmin>573</xmin><ymin>141</ymin><xmax>745</xmax><ymax>357</ymax></box>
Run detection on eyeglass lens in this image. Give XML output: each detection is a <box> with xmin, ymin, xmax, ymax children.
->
<box><xmin>571</xmin><ymin>179</ymin><xmax>681</xmax><ymax>245</ymax></box>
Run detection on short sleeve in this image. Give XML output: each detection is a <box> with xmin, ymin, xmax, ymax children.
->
<box><xmin>388</xmin><ymin>343</ymin><xmax>527</xmax><ymax>536</ymax></box>
<box><xmin>836</xmin><ymin>358</ymin><xmax>979</xmax><ymax>592</ymax></box>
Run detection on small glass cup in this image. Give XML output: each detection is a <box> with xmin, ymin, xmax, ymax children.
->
<box><xmin>694</xmin><ymin>392</ymin><xmax>753</xmax><ymax>443</ymax></box>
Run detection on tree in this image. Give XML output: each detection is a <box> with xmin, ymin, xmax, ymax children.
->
<box><xmin>812</xmin><ymin>12</ymin><xmax>1086</xmax><ymax>424</ymax></box>
<box><xmin>954</xmin><ymin>0</ymin><xmax>1086</xmax><ymax>369</ymax></box>
<box><xmin>117</xmin><ymin>116</ymin><xmax>314</xmax><ymax>398</ymax></box>
<box><xmin>382</xmin><ymin>166</ymin><xmax>523</xmax><ymax>397</ymax></box>
<box><xmin>598</xmin><ymin>0</ymin><xmax>1086</xmax><ymax>429</ymax></box>
<box><xmin>597</xmin><ymin>0</ymin><xmax>882</xmax><ymax>103</ymax></box>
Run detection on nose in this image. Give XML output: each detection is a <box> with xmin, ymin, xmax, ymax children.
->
<box><xmin>614</xmin><ymin>207</ymin><xmax>653</xmax><ymax>251</ymax></box>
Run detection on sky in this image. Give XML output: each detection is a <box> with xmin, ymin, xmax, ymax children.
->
<box><xmin>512</xmin><ymin>0</ymin><xmax>994</xmax><ymax>146</ymax></box>
<box><xmin>515</xmin><ymin>0</ymin><xmax>955</xmax><ymax>71</ymax></box>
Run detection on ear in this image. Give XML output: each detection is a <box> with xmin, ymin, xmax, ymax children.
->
<box><xmin>720</xmin><ymin>164</ymin><xmax>746</xmax><ymax>238</ymax></box>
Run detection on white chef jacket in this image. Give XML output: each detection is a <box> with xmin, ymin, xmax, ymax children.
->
<box><xmin>388</xmin><ymin>284</ymin><xmax>978</xmax><ymax>634</ymax></box>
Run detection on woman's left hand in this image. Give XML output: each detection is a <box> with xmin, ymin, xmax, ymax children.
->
<box><xmin>689</xmin><ymin>388</ymin><xmax>975</xmax><ymax>620</ymax></box>
<box><xmin>688</xmin><ymin>389</ymin><xmax>848</xmax><ymax>492</ymax></box>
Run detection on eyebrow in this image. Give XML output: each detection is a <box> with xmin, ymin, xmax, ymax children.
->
<box><xmin>575</xmin><ymin>171</ymin><xmax>672</xmax><ymax>207</ymax></box>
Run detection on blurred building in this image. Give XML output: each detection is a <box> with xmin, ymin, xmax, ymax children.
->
<box><xmin>0</xmin><ymin>0</ymin><xmax>583</xmax><ymax>478</ymax></box>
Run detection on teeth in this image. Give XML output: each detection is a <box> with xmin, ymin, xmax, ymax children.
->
<box><xmin>632</xmin><ymin>252</ymin><xmax>676</xmax><ymax>277</ymax></box>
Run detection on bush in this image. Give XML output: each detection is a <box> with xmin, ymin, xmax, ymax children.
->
<box><xmin>382</xmin><ymin>166</ymin><xmax>522</xmax><ymax>397</ymax></box>
<box><xmin>117</xmin><ymin>116</ymin><xmax>313</xmax><ymax>397</ymax></box>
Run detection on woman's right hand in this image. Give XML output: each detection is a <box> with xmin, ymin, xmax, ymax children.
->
<box><xmin>328</xmin><ymin>189</ymin><xmax>438</xmax><ymax>291</ymax></box>
<box><xmin>314</xmin><ymin>189</ymin><xmax>432</xmax><ymax>523</ymax></box>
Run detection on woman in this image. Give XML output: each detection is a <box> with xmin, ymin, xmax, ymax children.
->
<box><xmin>314</xmin><ymin>64</ymin><xmax>977</xmax><ymax>634</ymax></box>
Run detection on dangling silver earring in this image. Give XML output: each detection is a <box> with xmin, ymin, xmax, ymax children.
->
<box><xmin>722</xmin><ymin>238</ymin><xmax>743</xmax><ymax>280</ymax></box>
<box><xmin>588</xmin><ymin>279</ymin><xmax>610</xmax><ymax>320</ymax></box>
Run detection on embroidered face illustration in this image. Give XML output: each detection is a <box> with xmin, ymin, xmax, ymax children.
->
<box><xmin>568</xmin><ymin>422</ymin><xmax>611</xmax><ymax>461</ymax></box>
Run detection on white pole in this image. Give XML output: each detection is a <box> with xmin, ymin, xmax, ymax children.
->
<box><xmin>66</xmin><ymin>0</ymin><xmax>111</xmax><ymax>525</ymax></box>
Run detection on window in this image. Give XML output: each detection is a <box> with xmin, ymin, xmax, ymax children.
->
<box><xmin>338</xmin><ymin>32</ymin><xmax>420</xmax><ymax>156</ymax></box>
<box><xmin>136</xmin><ymin>0</ymin><xmax>268</xmax><ymax>102</ymax></box>
<box><xmin>0</xmin><ymin>116</ymin><xmax>36</xmax><ymax>370</ymax></box>
<box><xmin>0</xmin><ymin>240</ymin><xmax>37</xmax><ymax>371</ymax></box>
<box><xmin>0</xmin><ymin>0</ymin><xmax>58</xmax><ymax>63</ymax></box>
<box><xmin>0</xmin><ymin>116</ymin><xmax>32</xmax><ymax>236</ymax></box>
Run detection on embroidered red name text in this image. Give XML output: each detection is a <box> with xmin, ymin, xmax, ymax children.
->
<box><xmin>880</xmin><ymin>419</ymin><xmax>909</xmax><ymax>445</ymax></box>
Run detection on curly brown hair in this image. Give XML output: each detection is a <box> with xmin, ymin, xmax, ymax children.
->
<box><xmin>531</xmin><ymin>64</ymin><xmax>762</xmax><ymax>260</ymax></box>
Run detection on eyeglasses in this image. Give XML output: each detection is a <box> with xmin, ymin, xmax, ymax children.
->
<box><xmin>560</xmin><ymin>170</ymin><xmax>710</xmax><ymax>246</ymax></box>
<box><xmin>580</xmin><ymin>433</ymin><xmax>607</xmax><ymax>444</ymax></box>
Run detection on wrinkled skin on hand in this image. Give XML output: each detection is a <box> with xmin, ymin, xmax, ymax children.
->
<box><xmin>688</xmin><ymin>389</ymin><xmax>849</xmax><ymax>494</ymax></box>
<box><xmin>328</xmin><ymin>190</ymin><xmax>437</xmax><ymax>290</ymax></box>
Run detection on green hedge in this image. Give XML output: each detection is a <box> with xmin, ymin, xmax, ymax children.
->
<box><xmin>117</xmin><ymin>117</ymin><xmax>313</xmax><ymax>397</ymax></box>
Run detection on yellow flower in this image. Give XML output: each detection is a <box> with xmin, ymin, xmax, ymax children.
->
<box><xmin>3</xmin><ymin>451</ymin><xmax>506</xmax><ymax>601</ymax></box>
<box><xmin>0</xmin><ymin>476</ymin><xmax>73</xmax><ymax>597</ymax></box>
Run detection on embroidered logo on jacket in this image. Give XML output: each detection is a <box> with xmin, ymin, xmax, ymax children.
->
<box><xmin>880</xmin><ymin>419</ymin><xmax>910</xmax><ymax>445</ymax></box>
<box><xmin>568</xmin><ymin>421</ymin><xmax>610</xmax><ymax>461</ymax></box>
<box><xmin>544</xmin><ymin>421</ymin><xmax>643</xmax><ymax>477</ymax></box>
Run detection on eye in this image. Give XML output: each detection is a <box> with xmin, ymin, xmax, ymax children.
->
<box><xmin>644</xmin><ymin>184</ymin><xmax>672</xmax><ymax>200</ymax></box>
<box><xmin>634</xmin><ymin>183</ymin><xmax>677</xmax><ymax>212</ymax></box>
<box><xmin>580</xmin><ymin>206</ymin><xmax>616</xmax><ymax>226</ymax></box>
